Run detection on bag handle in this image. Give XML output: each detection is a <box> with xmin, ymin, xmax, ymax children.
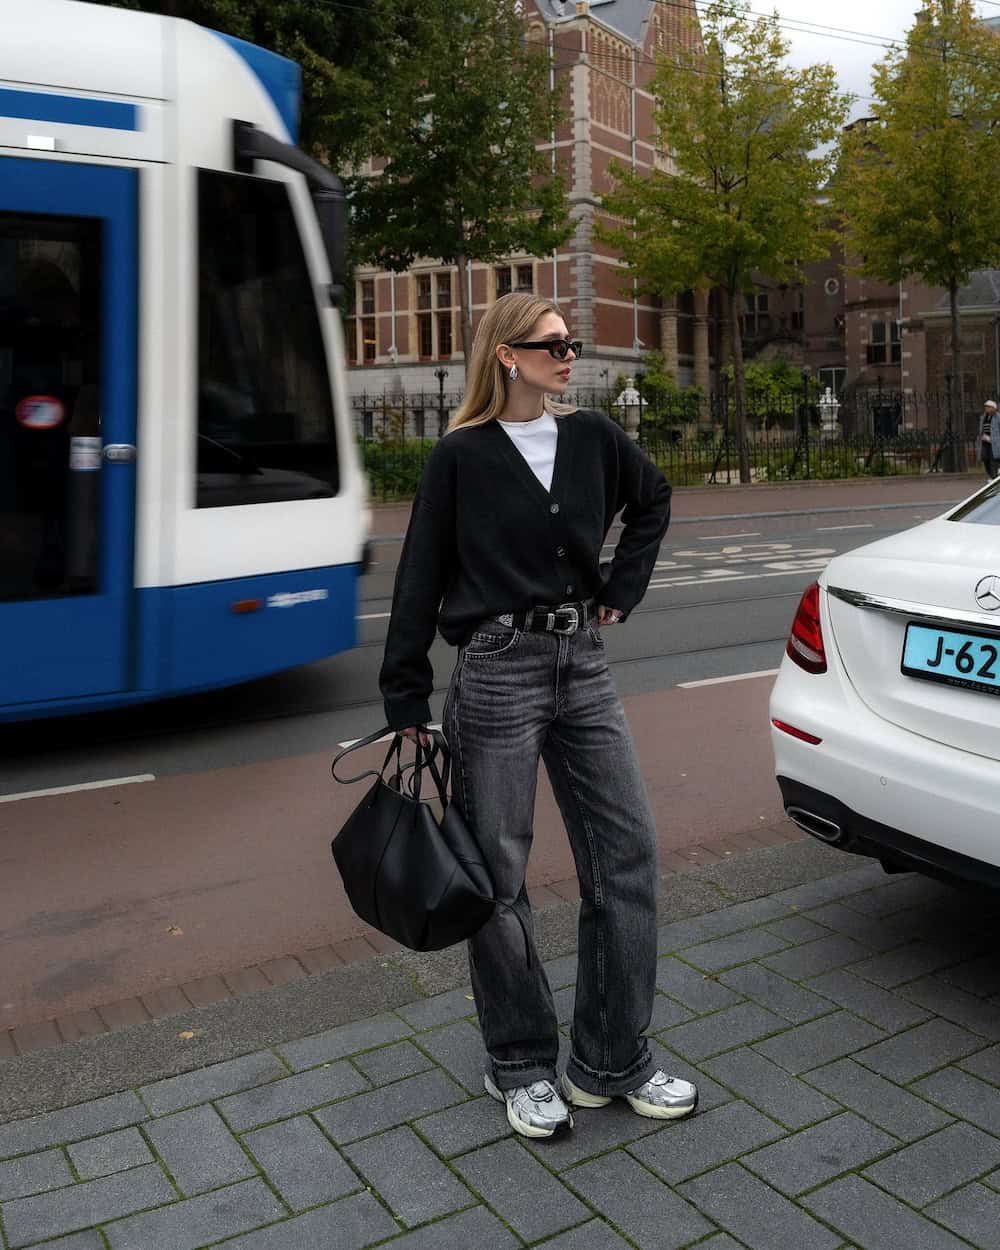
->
<box><xmin>331</xmin><ymin>727</ymin><xmax>402</xmax><ymax>786</ymax></box>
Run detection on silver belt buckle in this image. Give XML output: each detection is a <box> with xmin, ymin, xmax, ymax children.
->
<box><xmin>551</xmin><ymin>605</ymin><xmax>580</xmax><ymax>635</ymax></box>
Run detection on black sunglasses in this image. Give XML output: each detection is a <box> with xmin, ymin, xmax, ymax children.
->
<box><xmin>508</xmin><ymin>338</ymin><xmax>583</xmax><ymax>361</ymax></box>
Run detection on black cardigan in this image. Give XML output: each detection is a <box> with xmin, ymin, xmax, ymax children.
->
<box><xmin>379</xmin><ymin>408</ymin><xmax>671</xmax><ymax>730</ymax></box>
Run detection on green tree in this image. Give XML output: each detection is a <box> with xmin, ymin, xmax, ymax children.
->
<box><xmin>348</xmin><ymin>0</ymin><xmax>572</xmax><ymax>369</ymax></box>
<box><xmin>600</xmin><ymin>1</ymin><xmax>850</xmax><ymax>481</ymax></box>
<box><xmin>89</xmin><ymin>0</ymin><xmax>394</xmax><ymax>168</ymax></box>
<box><xmin>835</xmin><ymin>0</ymin><xmax>1000</xmax><ymax>444</ymax></box>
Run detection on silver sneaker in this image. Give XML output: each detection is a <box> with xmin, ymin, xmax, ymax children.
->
<box><xmin>484</xmin><ymin>1073</ymin><xmax>574</xmax><ymax>1139</ymax></box>
<box><xmin>562</xmin><ymin>1069</ymin><xmax>698</xmax><ymax>1120</ymax></box>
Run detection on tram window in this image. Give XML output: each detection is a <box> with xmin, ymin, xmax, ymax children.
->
<box><xmin>0</xmin><ymin>213</ymin><xmax>102</xmax><ymax>602</ymax></box>
<box><xmin>196</xmin><ymin>170</ymin><xmax>338</xmax><ymax>508</ymax></box>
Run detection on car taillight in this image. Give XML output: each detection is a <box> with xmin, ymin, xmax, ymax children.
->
<box><xmin>787</xmin><ymin>582</ymin><xmax>827</xmax><ymax>674</ymax></box>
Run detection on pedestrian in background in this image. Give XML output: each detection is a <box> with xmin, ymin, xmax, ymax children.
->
<box><xmin>977</xmin><ymin>399</ymin><xmax>1000</xmax><ymax>479</ymax></box>
<box><xmin>379</xmin><ymin>292</ymin><xmax>698</xmax><ymax>1140</ymax></box>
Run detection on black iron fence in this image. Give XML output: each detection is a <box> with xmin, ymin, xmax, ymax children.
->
<box><xmin>353</xmin><ymin>386</ymin><xmax>985</xmax><ymax>502</ymax></box>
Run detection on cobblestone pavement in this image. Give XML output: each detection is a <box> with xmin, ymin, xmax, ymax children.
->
<box><xmin>4</xmin><ymin>854</ymin><xmax>1000</xmax><ymax>1249</ymax></box>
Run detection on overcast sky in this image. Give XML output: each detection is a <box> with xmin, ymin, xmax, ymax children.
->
<box><xmin>773</xmin><ymin>1</ymin><xmax>998</xmax><ymax>117</ymax></box>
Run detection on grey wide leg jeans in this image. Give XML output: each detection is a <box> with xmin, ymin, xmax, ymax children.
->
<box><xmin>442</xmin><ymin>620</ymin><xmax>658</xmax><ymax>1098</ymax></box>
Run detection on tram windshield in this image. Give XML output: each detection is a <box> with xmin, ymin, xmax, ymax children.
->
<box><xmin>196</xmin><ymin>169</ymin><xmax>339</xmax><ymax>508</ymax></box>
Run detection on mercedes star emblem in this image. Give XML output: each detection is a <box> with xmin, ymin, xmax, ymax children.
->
<box><xmin>975</xmin><ymin>575</ymin><xmax>1000</xmax><ymax>611</ymax></box>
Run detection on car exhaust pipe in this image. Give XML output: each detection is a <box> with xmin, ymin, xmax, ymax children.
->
<box><xmin>785</xmin><ymin>806</ymin><xmax>845</xmax><ymax>845</ymax></box>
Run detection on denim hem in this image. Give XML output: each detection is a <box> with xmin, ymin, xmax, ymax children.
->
<box><xmin>566</xmin><ymin>1043</ymin><xmax>655</xmax><ymax>1098</ymax></box>
<box><xmin>490</xmin><ymin>1058</ymin><xmax>559</xmax><ymax>1091</ymax></box>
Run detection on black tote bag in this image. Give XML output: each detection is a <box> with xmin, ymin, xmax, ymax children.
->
<box><xmin>330</xmin><ymin>728</ymin><xmax>496</xmax><ymax>952</ymax></box>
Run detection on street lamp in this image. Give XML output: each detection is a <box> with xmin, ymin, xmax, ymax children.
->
<box><xmin>434</xmin><ymin>367</ymin><xmax>449</xmax><ymax>437</ymax></box>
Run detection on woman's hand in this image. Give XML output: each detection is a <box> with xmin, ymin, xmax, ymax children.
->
<box><xmin>597</xmin><ymin>605</ymin><xmax>623</xmax><ymax>626</ymax></box>
<box><xmin>400</xmin><ymin>726</ymin><xmax>432</xmax><ymax>748</ymax></box>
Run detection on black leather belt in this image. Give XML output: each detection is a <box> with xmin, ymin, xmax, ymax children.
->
<box><xmin>495</xmin><ymin>601</ymin><xmax>594</xmax><ymax>636</ymax></box>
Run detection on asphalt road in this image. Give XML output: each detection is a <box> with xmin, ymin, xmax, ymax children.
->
<box><xmin>0</xmin><ymin>489</ymin><xmax>970</xmax><ymax>1033</ymax></box>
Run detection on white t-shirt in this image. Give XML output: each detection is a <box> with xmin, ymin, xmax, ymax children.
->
<box><xmin>496</xmin><ymin>412</ymin><xmax>558</xmax><ymax>493</ymax></box>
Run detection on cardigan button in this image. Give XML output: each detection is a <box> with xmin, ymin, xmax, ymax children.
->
<box><xmin>550</xmin><ymin>503</ymin><xmax>560</xmax><ymax>514</ymax></box>
<box><xmin>566</xmin><ymin>584</ymin><xmax>574</xmax><ymax>595</ymax></box>
<box><xmin>556</xmin><ymin>546</ymin><xmax>566</xmax><ymax>557</ymax></box>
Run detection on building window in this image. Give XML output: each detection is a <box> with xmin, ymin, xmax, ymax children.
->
<box><xmin>345</xmin><ymin>317</ymin><xmax>357</xmax><ymax>364</ymax></box>
<box><xmin>436</xmin><ymin>272</ymin><xmax>452</xmax><ymax>308</ymax></box>
<box><xmin>360</xmin><ymin>279</ymin><xmax>375</xmax><ymax>315</ymax></box>
<box><xmin>415</xmin><ymin>268</ymin><xmax>455</xmax><ymax>359</ymax></box>
<box><xmin>818</xmin><ymin>367</ymin><xmax>847</xmax><ymax>396</ymax></box>
<box><xmin>516</xmin><ymin>264</ymin><xmax>533</xmax><ymax>293</ymax></box>
<box><xmin>413</xmin><ymin>408</ymin><xmax>425</xmax><ymax>439</ymax></box>
<box><xmin>362</xmin><ymin>318</ymin><xmax>376</xmax><ymax>362</ymax></box>
<box><xmin>867</xmin><ymin>320</ymin><xmax>901</xmax><ymax>366</ymax></box>
<box><xmin>437</xmin><ymin>311</ymin><xmax>453</xmax><ymax>358</ymax></box>
<box><xmin>743</xmin><ymin>292</ymin><xmax>770</xmax><ymax>338</ymax></box>
<box><xmin>791</xmin><ymin>290</ymin><xmax>804</xmax><ymax>332</ymax></box>
<box><xmin>495</xmin><ymin>266</ymin><xmax>512</xmax><ymax>299</ymax></box>
<box><xmin>418</xmin><ymin>312</ymin><xmax>433</xmax><ymax>358</ymax></box>
<box><xmin>416</xmin><ymin>274</ymin><xmax>432</xmax><ymax>310</ymax></box>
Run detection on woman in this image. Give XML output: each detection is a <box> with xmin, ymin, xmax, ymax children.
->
<box><xmin>977</xmin><ymin>400</ymin><xmax>1000</xmax><ymax>480</ymax></box>
<box><xmin>379</xmin><ymin>293</ymin><xmax>697</xmax><ymax>1140</ymax></box>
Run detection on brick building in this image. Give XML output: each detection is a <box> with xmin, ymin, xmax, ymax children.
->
<box><xmin>345</xmin><ymin>0</ymin><xmax>713</xmax><ymax>408</ymax></box>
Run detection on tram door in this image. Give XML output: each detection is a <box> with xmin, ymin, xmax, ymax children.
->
<box><xmin>0</xmin><ymin>158</ymin><xmax>137</xmax><ymax>706</ymax></box>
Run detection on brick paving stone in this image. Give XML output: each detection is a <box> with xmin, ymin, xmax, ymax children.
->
<box><xmin>928</xmin><ymin>1182</ymin><xmax>1000</xmax><ymax>1246</ymax></box>
<box><xmin>915</xmin><ymin>1066</ymin><xmax>1000</xmax><ymax>1136</ymax></box>
<box><xmin>566</xmin><ymin>1150</ymin><xmax>713</xmax><ymax>1250</ymax></box>
<box><xmin>851</xmin><ymin>943</ymin><xmax>962</xmax><ymax>989</ymax></box>
<box><xmin>656</xmin><ymin>917</ymin><xmax>720</xmax><ymax>954</ymax></box>
<box><xmin>139</xmin><ymin>987</ymin><xmax>191</xmax><ymax>1019</ymax></box>
<box><xmin>553</xmin><ymin>984</ymin><xmax>576</xmax><ymax>1025</ymax></box>
<box><xmin>938</xmin><ymin>954</ymin><xmax>1000</xmax><ymax>999</ymax></box>
<box><xmin>223</xmin><ymin>968</ymin><xmax>271</xmax><ymax>997</ymax></box>
<box><xmin>899</xmin><ymin>976</ymin><xmax>1000</xmax><ymax>1041</ymax></box>
<box><xmin>9</xmin><ymin>1020</ymin><xmax>62</xmax><ymax>1054</ymax></box>
<box><xmin>0</xmin><ymin>1148</ymin><xmax>73</xmax><ymax>1200</ymax></box>
<box><xmin>864</xmin><ymin>1122</ymin><xmax>1000</xmax><ymax>1208</ymax></box>
<box><xmin>654</xmin><ymin>958</ymin><xmax>743</xmax><ymax>1014</ymax></box>
<box><xmin>523</xmin><ymin>1101</ymin><xmax>662</xmax><ymax>1173</ymax></box>
<box><xmin>217</xmin><ymin>1061</ymin><xmax>369</xmax><ymax>1132</ymax></box>
<box><xmin>144</xmin><ymin>1104</ymin><xmax>257</xmax><ymax>1196</ymax></box>
<box><xmin>102</xmin><ymin>1177</ymin><xmax>287</xmax><ymax>1250</ymax></box>
<box><xmin>844</xmin><ymin>877</ymin><xmax>950</xmax><ymax>916</ymax></box>
<box><xmin>315</xmin><ymin>1069</ymin><xmax>466</xmax><ymax>1145</ymax></box>
<box><xmin>395</xmin><ymin>987</ymin><xmax>479</xmax><ymax>1031</ymax></box>
<box><xmin>2</xmin><ymin>1163</ymin><xmax>174</xmax><ymax>1248</ymax></box>
<box><xmin>805</xmin><ymin>969</ymin><xmax>932</xmax><ymax>1033</ymax></box>
<box><xmin>753</xmin><ymin>1010</ymin><xmax>887</xmax><ymax>1074</ymax></box>
<box><xmin>68</xmin><ymin>1128</ymin><xmax>152</xmax><ymax>1179</ymax></box>
<box><xmin>803</xmin><ymin>902</ymin><xmax>904</xmax><ymax>952</ymax></box>
<box><xmin>660</xmin><ymin>1002</ymin><xmax>787</xmax><ymax>1061</ymax></box>
<box><xmin>453</xmin><ymin>1138</ymin><xmax>589</xmax><ymax>1243</ymax></box>
<box><xmin>278</xmin><ymin>1012</ymin><xmax>413</xmax><ymax>1071</ymax></box>
<box><xmin>351</xmin><ymin>1040</ymin><xmax>435</xmax><ymax>1085</ymax></box>
<box><xmin>0</xmin><ymin>1029</ymin><xmax>14</xmax><ymax>1058</ymax></box>
<box><xmin>648</xmin><ymin>992</ymin><xmax>695</xmax><ymax>1031</ymax></box>
<box><xmin>415</xmin><ymin>1096</ymin><xmax>511</xmax><ymax>1157</ymax></box>
<box><xmin>140</xmin><ymin>1051</ymin><xmax>288</xmax><ymax>1116</ymax></box>
<box><xmin>764</xmin><ymin>915</ymin><xmax>831</xmax><ymax>944</ymax></box>
<box><xmin>742</xmin><ymin>1112</ymin><xmax>896</xmax><ymax>1196</ymax></box>
<box><xmin>703</xmin><ymin>1048</ymin><xmax>839</xmax><ymax>1130</ymax></box>
<box><xmin>0</xmin><ymin>1093</ymin><xmax>147</xmax><ymax>1159</ymax></box>
<box><xmin>694</xmin><ymin>1238</ymin><xmax>746</xmax><ymax>1250</ymax></box>
<box><xmin>22</xmin><ymin>1235</ymin><xmax>104</xmax><ymax>1250</ymax></box>
<box><xmin>719</xmin><ymin>963</ymin><xmax>834</xmax><ymax>1024</ymax></box>
<box><xmin>530</xmin><ymin>1220</ymin><xmax>633</xmax><ymax>1249</ymax></box>
<box><xmin>543</xmin><ymin>954</ymin><xmax>578</xmax><ymax>988</ymax></box>
<box><xmin>243</xmin><ymin>1114</ymin><xmax>359</xmax><ymax>1210</ymax></box>
<box><xmin>681</xmin><ymin>929</ymin><xmax>790</xmax><ymax>974</ymax></box>
<box><xmin>806</xmin><ymin>1058</ymin><xmax>953</xmax><ymax>1141</ymax></box>
<box><xmin>762</xmin><ymin>935</ymin><xmax>870</xmax><ymax>981</ymax></box>
<box><xmin>179</xmin><ymin>974</ymin><xmax>230</xmax><ymax>1007</ymax></box>
<box><xmin>803</xmin><ymin>1174</ymin><xmax>975</xmax><ymax>1250</ymax></box>
<box><xmin>297</xmin><ymin>945</ymin><xmax>344</xmax><ymax>974</ymax></box>
<box><xmin>346</xmin><ymin>1125</ymin><xmax>474</xmax><ymax>1226</ymax></box>
<box><xmin>96</xmin><ymin>1000</ymin><xmax>150</xmax><ymax>1031</ymax></box>
<box><xmin>372</xmin><ymin>1205</ymin><xmax>520</xmax><ymax>1250</ymax></box>
<box><xmin>959</xmin><ymin>1044</ymin><xmax>1000</xmax><ymax>1086</ymax></box>
<box><xmin>413</xmin><ymin>1019</ymin><xmax>485</xmax><ymax>1093</ymax></box>
<box><xmin>56</xmin><ymin>1011</ymin><xmax>107</xmax><ymax>1044</ymax></box>
<box><xmin>855</xmin><ymin>1019</ymin><xmax>987</xmax><ymax>1083</ymax></box>
<box><xmin>259</xmin><ymin>957</ymin><xmax>307</xmax><ymax>986</ymax></box>
<box><xmin>629</xmin><ymin>1100</ymin><xmax>784</xmax><ymax>1184</ymax></box>
<box><xmin>202</xmin><ymin>1196</ymin><xmax>399</xmax><ymax>1250</ymax></box>
<box><xmin>681</xmin><ymin>1163</ymin><xmax>839</xmax><ymax>1250</ymax></box>
<box><xmin>771</xmin><ymin>866</ymin><xmax>886</xmax><ymax>910</ymax></box>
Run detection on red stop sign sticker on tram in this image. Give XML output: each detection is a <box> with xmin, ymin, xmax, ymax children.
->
<box><xmin>15</xmin><ymin>395</ymin><xmax>66</xmax><ymax>430</ymax></box>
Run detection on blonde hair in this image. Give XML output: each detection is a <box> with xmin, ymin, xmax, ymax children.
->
<box><xmin>447</xmin><ymin>293</ymin><xmax>578</xmax><ymax>433</ymax></box>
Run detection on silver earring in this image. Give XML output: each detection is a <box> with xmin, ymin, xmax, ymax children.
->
<box><xmin>509</xmin><ymin>364</ymin><xmax>518</xmax><ymax>381</ymax></box>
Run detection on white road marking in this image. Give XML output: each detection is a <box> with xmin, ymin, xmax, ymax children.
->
<box><xmin>697</xmin><ymin>532</ymin><xmax>761</xmax><ymax>540</ymax></box>
<box><xmin>648</xmin><ymin>564</ymin><xmax>828</xmax><ymax>589</ymax></box>
<box><xmin>679</xmin><ymin>669</ymin><xmax>780</xmax><ymax>688</ymax></box>
<box><xmin>337</xmin><ymin>724</ymin><xmax>443</xmax><ymax>749</ymax></box>
<box><xmin>358</xmin><ymin>612</ymin><xmax>391</xmax><ymax>621</ymax></box>
<box><xmin>816</xmin><ymin>523</ymin><xmax>874</xmax><ymax>532</ymax></box>
<box><xmin>0</xmin><ymin>775</ymin><xmax>156</xmax><ymax>804</ymax></box>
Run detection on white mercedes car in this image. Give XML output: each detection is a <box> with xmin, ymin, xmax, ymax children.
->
<box><xmin>770</xmin><ymin>478</ymin><xmax>1000</xmax><ymax>890</ymax></box>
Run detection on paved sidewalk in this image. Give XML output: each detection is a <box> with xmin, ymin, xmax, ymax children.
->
<box><xmin>4</xmin><ymin>840</ymin><xmax>1000</xmax><ymax>1249</ymax></box>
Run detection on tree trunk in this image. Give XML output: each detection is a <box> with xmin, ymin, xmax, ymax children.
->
<box><xmin>948</xmin><ymin>277</ymin><xmax>965</xmax><ymax>461</ymax></box>
<box><xmin>455</xmin><ymin>251</ymin><xmax>473</xmax><ymax>377</ymax></box>
<box><xmin>725</xmin><ymin>287</ymin><xmax>751</xmax><ymax>484</ymax></box>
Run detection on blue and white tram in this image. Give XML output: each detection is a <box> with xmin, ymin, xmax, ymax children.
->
<box><xmin>0</xmin><ymin>0</ymin><xmax>369</xmax><ymax>721</ymax></box>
